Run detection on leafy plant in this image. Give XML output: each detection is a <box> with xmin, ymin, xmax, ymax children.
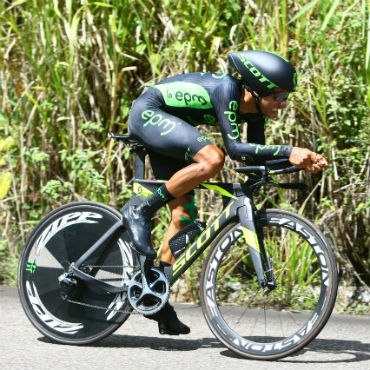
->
<box><xmin>0</xmin><ymin>0</ymin><xmax>369</xmax><ymax>307</ymax></box>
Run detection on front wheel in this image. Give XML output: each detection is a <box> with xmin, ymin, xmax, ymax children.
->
<box><xmin>200</xmin><ymin>209</ymin><xmax>338</xmax><ymax>360</ymax></box>
<box><xmin>18</xmin><ymin>201</ymin><xmax>139</xmax><ymax>345</ymax></box>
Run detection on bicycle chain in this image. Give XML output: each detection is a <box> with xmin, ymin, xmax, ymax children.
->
<box><xmin>79</xmin><ymin>264</ymin><xmax>136</xmax><ymax>270</ymax></box>
<box><xmin>64</xmin><ymin>264</ymin><xmax>141</xmax><ymax>314</ymax></box>
<box><xmin>64</xmin><ymin>297</ymin><xmax>140</xmax><ymax>315</ymax></box>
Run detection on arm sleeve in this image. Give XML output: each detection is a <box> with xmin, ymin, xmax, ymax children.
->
<box><xmin>212</xmin><ymin>81</ymin><xmax>293</xmax><ymax>163</ymax></box>
<box><xmin>246</xmin><ymin>115</ymin><xmax>265</xmax><ymax>144</ymax></box>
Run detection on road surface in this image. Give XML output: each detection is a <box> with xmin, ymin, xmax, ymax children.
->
<box><xmin>1</xmin><ymin>286</ymin><xmax>369</xmax><ymax>370</ymax></box>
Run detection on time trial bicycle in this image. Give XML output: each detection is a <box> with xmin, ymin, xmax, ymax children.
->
<box><xmin>18</xmin><ymin>133</ymin><xmax>338</xmax><ymax>360</ymax></box>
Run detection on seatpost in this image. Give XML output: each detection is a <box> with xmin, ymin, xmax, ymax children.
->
<box><xmin>131</xmin><ymin>145</ymin><xmax>146</xmax><ymax>179</ymax></box>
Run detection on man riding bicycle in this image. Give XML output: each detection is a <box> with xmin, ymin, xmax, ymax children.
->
<box><xmin>121</xmin><ymin>50</ymin><xmax>328</xmax><ymax>335</ymax></box>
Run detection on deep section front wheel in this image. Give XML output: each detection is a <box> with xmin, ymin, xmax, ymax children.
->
<box><xmin>200</xmin><ymin>209</ymin><xmax>338</xmax><ymax>360</ymax></box>
<box><xmin>18</xmin><ymin>201</ymin><xmax>139</xmax><ymax>345</ymax></box>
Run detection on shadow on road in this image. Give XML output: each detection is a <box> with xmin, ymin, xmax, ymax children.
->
<box><xmin>39</xmin><ymin>334</ymin><xmax>223</xmax><ymax>351</ymax></box>
<box><xmin>221</xmin><ymin>337</ymin><xmax>370</xmax><ymax>363</ymax></box>
<box><xmin>38</xmin><ymin>335</ymin><xmax>370</xmax><ymax>362</ymax></box>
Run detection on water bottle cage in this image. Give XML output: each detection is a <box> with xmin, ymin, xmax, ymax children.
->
<box><xmin>169</xmin><ymin>221</ymin><xmax>206</xmax><ymax>259</ymax></box>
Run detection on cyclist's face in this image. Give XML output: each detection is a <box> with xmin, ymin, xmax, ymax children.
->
<box><xmin>259</xmin><ymin>88</ymin><xmax>289</xmax><ymax>118</ymax></box>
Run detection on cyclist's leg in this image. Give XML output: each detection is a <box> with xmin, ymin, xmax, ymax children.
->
<box><xmin>152</xmin><ymin>146</ymin><xmax>223</xmax><ymax>263</ymax></box>
<box><xmin>148</xmin><ymin>152</ymin><xmax>198</xmax><ymax>264</ymax></box>
<box><xmin>160</xmin><ymin>195</ymin><xmax>193</xmax><ymax>264</ymax></box>
<box><xmin>125</xmin><ymin>97</ymin><xmax>224</xmax><ymax>257</ymax></box>
<box><xmin>139</xmin><ymin>157</ymin><xmax>192</xmax><ymax>334</ymax></box>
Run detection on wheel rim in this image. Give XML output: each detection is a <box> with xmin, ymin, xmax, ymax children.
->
<box><xmin>202</xmin><ymin>215</ymin><xmax>336</xmax><ymax>358</ymax></box>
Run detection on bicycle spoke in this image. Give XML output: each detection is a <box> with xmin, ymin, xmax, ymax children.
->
<box><xmin>201</xmin><ymin>212</ymin><xmax>337</xmax><ymax>360</ymax></box>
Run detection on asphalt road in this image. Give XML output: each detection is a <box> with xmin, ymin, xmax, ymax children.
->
<box><xmin>1</xmin><ymin>286</ymin><xmax>369</xmax><ymax>370</ymax></box>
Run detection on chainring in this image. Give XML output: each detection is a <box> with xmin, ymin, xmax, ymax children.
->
<box><xmin>128</xmin><ymin>267</ymin><xmax>169</xmax><ymax>315</ymax></box>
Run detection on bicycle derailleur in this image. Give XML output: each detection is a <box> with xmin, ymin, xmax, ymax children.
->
<box><xmin>58</xmin><ymin>270</ymin><xmax>78</xmax><ymax>300</ymax></box>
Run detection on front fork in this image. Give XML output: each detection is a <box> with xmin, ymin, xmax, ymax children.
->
<box><xmin>238</xmin><ymin>198</ymin><xmax>277</xmax><ymax>291</ymax></box>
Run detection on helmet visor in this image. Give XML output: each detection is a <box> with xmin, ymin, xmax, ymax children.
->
<box><xmin>273</xmin><ymin>91</ymin><xmax>290</xmax><ymax>103</ymax></box>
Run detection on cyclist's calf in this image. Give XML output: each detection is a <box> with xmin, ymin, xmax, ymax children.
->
<box><xmin>169</xmin><ymin>195</ymin><xmax>195</xmax><ymax>228</ymax></box>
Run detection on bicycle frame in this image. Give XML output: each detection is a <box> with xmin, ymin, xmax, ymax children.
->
<box><xmin>70</xmin><ymin>177</ymin><xmax>273</xmax><ymax>293</ymax></box>
<box><xmin>134</xmin><ymin>179</ymin><xmax>272</xmax><ymax>287</ymax></box>
<box><xmin>70</xmin><ymin>141</ymin><xmax>275</xmax><ymax>294</ymax></box>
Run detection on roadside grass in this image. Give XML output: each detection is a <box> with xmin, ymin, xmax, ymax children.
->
<box><xmin>0</xmin><ymin>0</ymin><xmax>369</xmax><ymax>306</ymax></box>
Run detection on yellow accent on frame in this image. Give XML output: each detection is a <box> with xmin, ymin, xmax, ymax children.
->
<box><xmin>201</xmin><ymin>183</ymin><xmax>235</xmax><ymax>198</ymax></box>
<box><xmin>242</xmin><ymin>227</ymin><xmax>260</xmax><ymax>252</ymax></box>
<box><xmin>133</xmin><ymin>182</ymin><xmax>153</xmax><ymax>197</ymax></box>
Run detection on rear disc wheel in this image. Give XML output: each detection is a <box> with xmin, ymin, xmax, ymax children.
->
<box><xmin>18</xmin><ymin>201</ymin><xmax>139</xmax><ymax>344</ymax></box>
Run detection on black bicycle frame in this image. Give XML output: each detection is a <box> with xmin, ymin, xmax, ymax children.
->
<box><xmin>71</xmin><ymin>178</ymin><xmax>272</xmax><ymax>293</ymax></box>
<box><xmin>71</xmin><ymin>142</ymin><xmax>274</xmax><ymax>294</ymax></box>
<box><xmin>134</xmin><ymin>179</ymin><xmax>271</xmax><ymax>287</ymax></box>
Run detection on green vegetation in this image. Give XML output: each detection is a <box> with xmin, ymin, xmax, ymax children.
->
<box><xmin>216</xmin><ymin>228</ymin><xmax>322</xmax><ymax>311</ymax></box>
<box><xmin>0</xmin><ymin>0</ymin><xmax>369</xmax><ymax>310</ymax></box>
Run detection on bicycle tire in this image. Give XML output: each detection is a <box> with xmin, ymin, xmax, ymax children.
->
<box><xmin>200</xmin><ymin>208</ymin><xmax>338</xmax><ymax>360</ymax></box>
<box><xmin>18</xmin><ymin>201</ymin><xmax>139</xmax><ymax>345</ymax></box>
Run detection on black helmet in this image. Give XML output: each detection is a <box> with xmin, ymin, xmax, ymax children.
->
<box><xmin>227</xmin><ymin>50</ymin><xmax>297</xmax><ymax>97</ymax></box>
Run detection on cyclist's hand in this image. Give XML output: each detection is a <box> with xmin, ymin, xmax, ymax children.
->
<box><xmin>289</xmin><ymin>147</ymin><xmax>328</xmax><ymax>174</ymax></box>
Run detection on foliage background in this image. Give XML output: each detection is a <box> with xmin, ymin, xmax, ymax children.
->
<box><xmin>1</xmin><ymin>0</ymin><xmax>369</xmax><ymax>310</ymax></box>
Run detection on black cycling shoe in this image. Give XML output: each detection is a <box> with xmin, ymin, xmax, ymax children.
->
<box><xmin>146</xmin><ymin>302</ymin><xmax>191</xmax><ymax>335</ymax></box>
<box><xmin>121</xmin><ymin>204</ymin><xmax>156</xmax><ymax>259</ymax></box>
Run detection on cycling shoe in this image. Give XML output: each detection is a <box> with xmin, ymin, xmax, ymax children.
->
<box><xmin>145</xmin><ymin>302</ymin><xmax>190</xmax><ymax>335</ymax></box>
<box><xmin>121</xmin><ymin>204</ymin><xmax>156</xmax><ymax>259</ymax></box>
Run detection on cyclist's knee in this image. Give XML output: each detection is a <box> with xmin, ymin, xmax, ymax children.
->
<box><xmin>195</xmin><ymin>145</ymin><xmax>225</xmax><ymax>178</ymax></box>
<box><xmin>210</xmin><ymin>148</ymin><xmax>225</xmax><ymax>173</ymax></box>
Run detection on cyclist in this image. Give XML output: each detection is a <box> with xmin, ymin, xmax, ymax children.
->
<box><xmin>122</xmin><ymin>50</ymin><xmax>328</xmax><ymax>335</ymax></box>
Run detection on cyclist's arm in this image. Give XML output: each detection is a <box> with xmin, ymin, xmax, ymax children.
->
<box><xmin>213</xmin><ymin>83</ymin><xmax>293</xmax><ymax>162</ymax></box>
<box><xmin>246</xmin><ymin>115</ymin><xmax>265</xmax><ymax>144</ymax></box>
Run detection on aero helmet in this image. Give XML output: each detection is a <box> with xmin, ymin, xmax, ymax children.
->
<box><xmin>227</xmin><ymin>50</ymin><xmax>297</xmax><ymax>96</ymax></box>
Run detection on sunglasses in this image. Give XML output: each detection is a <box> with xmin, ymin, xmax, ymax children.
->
<box><xmin>273</xmin><ymin>91</ymin><xmax>290</xmax><ymax>103</ymax></box>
